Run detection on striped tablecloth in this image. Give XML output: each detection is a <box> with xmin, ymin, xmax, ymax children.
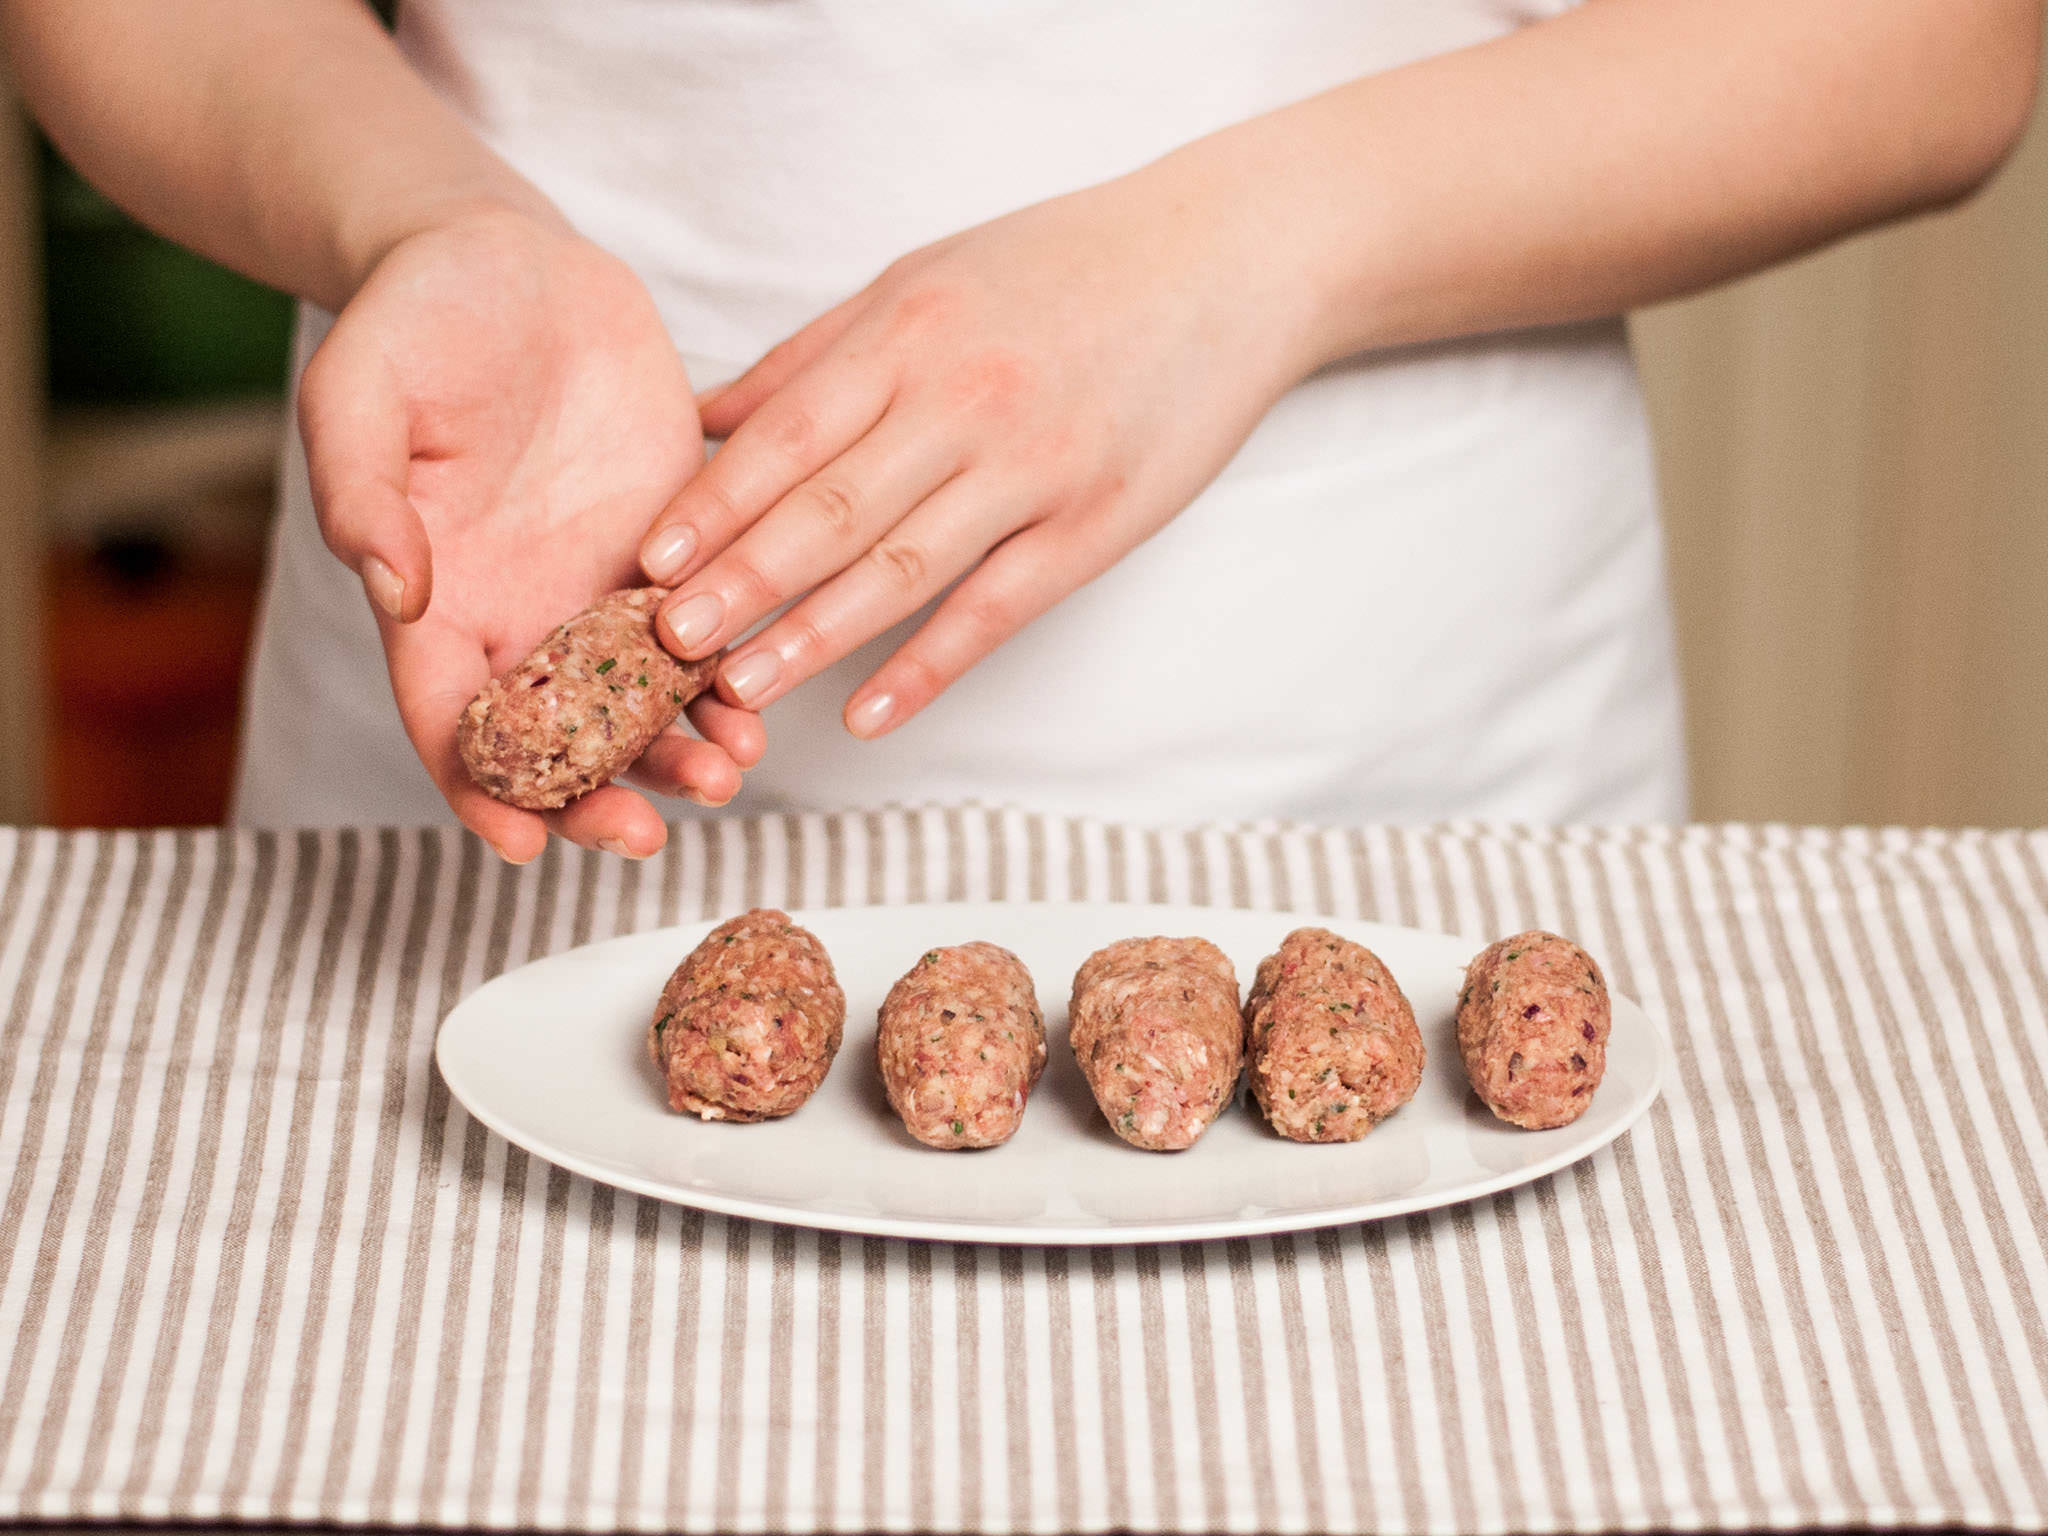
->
<box><xmin>2</xmin><ymin>811</ymin><xmax>2045</xmax><ymax>1534</ymax></box>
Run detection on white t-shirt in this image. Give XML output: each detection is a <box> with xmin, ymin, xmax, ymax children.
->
<box><xmin>233</xmin><ymin>0</ymin><xmax>1687</xmax><ymax>828</ymax></box>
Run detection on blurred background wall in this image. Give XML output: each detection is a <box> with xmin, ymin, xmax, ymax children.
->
<box><xmin>0</xmin><ymin>46</ymin><xmax>2043</xmax><ymax>829</ymax></box>
<box><xmin>1636</xmin><ymin>42</ymin><xmax>2048</xmax><ymax>829</ymax></box>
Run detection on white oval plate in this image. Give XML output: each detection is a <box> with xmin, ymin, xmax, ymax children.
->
<box><xmin>436</xmin><ymin>903</ymin><xmax>1663</xmax><ymax>1245</ymax></box>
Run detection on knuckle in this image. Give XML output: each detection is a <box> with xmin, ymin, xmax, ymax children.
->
<box><xmin>777</xmin><ymin>611</ymin><xmax>838</xmax><ymax>668</ymax></box>
<box><xmin>761</xmin><ymin>403</ymin><xmax>817</xmax><ymax>458</ymax></box>
<box><xmin>797</xmin><ymin>475</ymin><xmax>863</xmax><ymax>540</ymax></box>
<box><xmin>889</xmin><ymin>648</ymin><xmax>951</xmax><ymax>704</ymax></box>
<box><xmin>887</xmin><ymin>282</ymin><xmax>960</xmax><ymax>335</ymax></box>
<box><xmin>951</xmin><ymin>349</ymin><xmax>1036</xmax><ymax>422</ymax></box>
<box><xmin>724</xmin><ymin>554</ymin><xmax>787</xmax><ymax>611</ymax></box>
<box><xmin>952</xmin><ymin>589</ymin><xmax>1018</xmax><ymax>650</ymax></box>
<box><xmin>867</xmin><ymin>538</ymin><xmax>929</xmax><ymax>592</ymax></box>
<box><xmin>693</xmin><ymin>476</ymin><xmax>742</xmax><ymax>529</ymax></box>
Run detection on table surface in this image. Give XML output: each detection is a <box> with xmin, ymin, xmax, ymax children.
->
<box><xmin>1</xmin><ymin>810</ymin><xmax>2044</xmax><ymax>1535</ymax></box>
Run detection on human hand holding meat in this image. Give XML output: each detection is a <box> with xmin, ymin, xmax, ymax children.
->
<box><xmin>635</xmin><ymin>147</ymin><xmax>1317</xmax><ymax>736</ymax></box>
<box><xmin>300</xmin><ymin>208</ymin><xmax>765</xmax><ymax>863</ymax></box>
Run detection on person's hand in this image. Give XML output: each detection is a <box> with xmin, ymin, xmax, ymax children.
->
<box><xmin>299</xmin><ymin>206</ymin><xmax>765</xmax><ymax>863</ymax></box>
<box><xmin>634</xmin><ymin>150</ymin><xmax>1320</xmax><ymax>735</ymax></box>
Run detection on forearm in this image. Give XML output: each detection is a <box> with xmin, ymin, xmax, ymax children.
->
<box><xmin>1</xmin><ymin>0</ymin><xmax>559</xmax><ymax>311</ymax></box>
<box><xmin>1178</xmin><ymin>0</ymin><xmax>2042</xmax><ymax>370</ymax></box>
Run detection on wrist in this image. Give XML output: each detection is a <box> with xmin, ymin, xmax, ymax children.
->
<box><xmin>1147</xmin><ymin>101</ymin><xmax>1400</xmax><ymax>381</ymax></box>
<box><xmin>332</xmin><ymin>183</ymin><xmax>571</xmax><ymax>307</ymax></box>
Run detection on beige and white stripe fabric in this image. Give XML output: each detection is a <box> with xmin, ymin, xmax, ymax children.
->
<box><xmin>2</xmin><ymin>811</ymin><xmax>2045</xmax><ymax>1533</ymax></box>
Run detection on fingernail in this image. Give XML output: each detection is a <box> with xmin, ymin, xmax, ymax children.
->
<box><xmin>597</xmin><ymin>837</ymin><xmax>643</xmax><ymax>859</ymax></box>
<box><xmin>662</xmin><ymin>591</ymin><xmax>723</xmax><ymax>654</ymax></box>
<box><xmin>362</xmin><ymin>555</ymin><xmax>406</xmax><ymax>620</ymax></box>
<box><xmin>846</xmin><ymin>692</ymin><xmax>895</xmax><ymax>738</ymax></box>
<box><xmin>722</xmin><ymin>648</ymin><xmax>781</xmax><ymax>705</ymax></box>
<box><xmin>640</xmin><ymin>523</ymin><xmax>698</xmax><ymax>583</ymax></box>
<box><xmin>492</xmin><ymin>839</ymin><xmax>537</xmax><ymax>867</ymax></box>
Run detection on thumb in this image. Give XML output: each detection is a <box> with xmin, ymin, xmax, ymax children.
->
<box><xmin>298</xmin><ymin>321</ymin><xmax>434</xmax><ymax>623</ymax></box>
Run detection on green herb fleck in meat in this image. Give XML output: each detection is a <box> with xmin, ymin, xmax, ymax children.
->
<box><xmin>636</xmin><ymin>674</ymin><xmax>649</xmax><ymax>686</ymax></box>
<box><xmin>596</xmin><ymin>658</ymin><xmax>617</xmax><ymax>675</ymax></box>
<box><xmin>951</xmin><ymin>1120</ymin><xmax>964</xmax><ymax>1135</ymax></box>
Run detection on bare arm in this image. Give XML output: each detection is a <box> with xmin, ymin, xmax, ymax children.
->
<box><xmin>638</xmin><ymin>0</ymin><xmax>2042</xmax><ymax>737</ymax></box>
<box><xmin>1199</xmin><ymin>0</ymin><xmax>2046</xmax><ymax>366</ymax></box>
<box><xmin>1</xmin><ymin>0</ymin><xmax>557</xmax><ymax>309</ymax></box>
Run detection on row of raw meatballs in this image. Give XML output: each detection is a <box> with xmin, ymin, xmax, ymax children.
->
<box><xmin>649</xmin><ymin>910</ymin><xmax>1613</xmax><ymax>1149</ymax></box>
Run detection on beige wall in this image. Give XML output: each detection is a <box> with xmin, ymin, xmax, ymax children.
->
<box><xmin>1634</xmin><ymin>43</ymin><xmax>2048</xmax><ymax>829</ymax></box>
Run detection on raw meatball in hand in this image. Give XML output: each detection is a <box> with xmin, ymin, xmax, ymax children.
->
<box><xmin>459</xmin><ymin>587</ymin><xmax>720</xmax><ymax>810</ymax></box>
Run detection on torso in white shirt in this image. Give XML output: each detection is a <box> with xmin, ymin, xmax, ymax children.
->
<box><xmin>233</xmin><ymin>0</ymin><xmax>1687</xmax><ymax>828</ymax></box>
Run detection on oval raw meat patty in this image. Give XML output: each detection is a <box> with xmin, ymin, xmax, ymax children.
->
<box><xmin>649</xmin><ymin>908</ymin><xmax>845</xmax><ymax>1121</ymax></box>
<box><xmin>1456</xmin><ymin>929</ymin><xmax>1610</xmax><ymax>1128</ymax></box>
<box><xmin>1068</xmin><ymin>935</ymin><xmax>1244</xmax><ymax>1151</ymax></box>
<box><xmin>1245</xmin><ymin>926</ymin><xmax>1424</xmax><ymax>1142</ymax></box>
<box><xmin>459</xmin><ymin>587</ymin><xmax>719</xmax><ymax>810</ymax></box>
<box><xmin>876</xmin><ymin>942</ymin><xmax>1046</xmax><ymax>1148</ymax></box>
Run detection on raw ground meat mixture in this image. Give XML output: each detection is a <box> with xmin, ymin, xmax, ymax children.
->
<box><xmin>1068</xmin><ymin>935</ymin><xmax>1244</xmax><ymax>1151</ymax></box>
<box><xmin>649</xmin><ymin>908</ymin><xmax>845</xmax><ymax>1122</ymax></box>
<box><xmin>459</xmin><ymin>587</ymin><xmax>719</xmax><ymax>810</ymax></box>
<box><xmin>1245</xmin><ymin>927</ymin><xmax>1424</xmax><ymax>1142</ymax></box>
<box><xmin>1456</xmin><ymin>929</ymin><xmax>1610</xmax><ymax>1128</ymax></box>
<box><xmin>875</xmin><ymin>942</ymin><xmax>1046</xmax><ymax>1148</ymax></box>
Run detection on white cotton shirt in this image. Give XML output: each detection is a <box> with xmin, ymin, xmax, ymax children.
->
<box><xmin>232</xmin><ymin>0</ymin><xmax>1687</xmax><ymax>829</ymax></box>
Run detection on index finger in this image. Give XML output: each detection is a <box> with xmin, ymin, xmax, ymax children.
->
<box><xmin>637</xmin><ymin>356</ymin><xmax>892</xmax><ymax>591</ymax></box>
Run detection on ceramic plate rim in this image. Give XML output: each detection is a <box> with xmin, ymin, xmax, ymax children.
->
<box><xmin>435</xmin><ymin>901</ymin><xmax>1664</xmax><ymax>1245</ymax></box>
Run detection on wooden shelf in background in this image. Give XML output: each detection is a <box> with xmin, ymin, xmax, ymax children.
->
<box><xmin>45</xmin><ymin>396</ymin><xmax>282</xmax><ymax>547</ymax></box>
